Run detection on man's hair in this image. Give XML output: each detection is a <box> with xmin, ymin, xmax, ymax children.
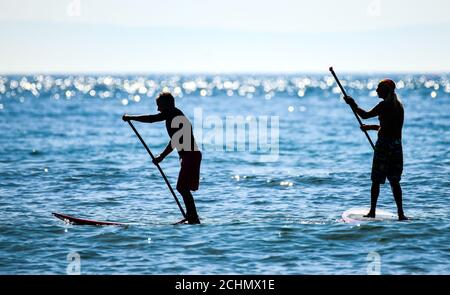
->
<box><xmin>156</xmin><ymin>92</ymin><xmax>175</xmax><ymax>108</ymax></box>
<box><xmin>380</xmin><ymin>79</ymin><xmax>402</xmax><ymax>109</ymax></box>
<box><xmin>379</xmin><ymin>79</ymin><xmax>396</xmax><ymax>93</ymax></box>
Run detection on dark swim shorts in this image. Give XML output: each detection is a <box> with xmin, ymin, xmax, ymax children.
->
<box><xmin>177</xmin><ymin>151</ymin><xmax>202</xmax><ymax>191</ymax></box>
<box><xmin>371</xmin><ymin>137</ymin><xmax>403</xmax><ymax>184</ymax></box>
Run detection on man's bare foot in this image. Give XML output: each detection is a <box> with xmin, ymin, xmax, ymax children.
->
<box><xmin>398</xmin><ymin>214</ymin><xmax>409</xmax><ymax>221</ymax></box>
<box><xmin>364</xmin><ymin>211</ymin><xmax>375</xmax><ymax>218</ymax></box>
<box><xmin>188</xmin><ymin>217</ymin><xmax>201</xmax><ymax>224</ymax></box>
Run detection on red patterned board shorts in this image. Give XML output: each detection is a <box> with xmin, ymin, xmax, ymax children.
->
<box><xmin>177</xmin><ymin>151</ymin><xmax>202</xmax><ymax>191</ymax></box>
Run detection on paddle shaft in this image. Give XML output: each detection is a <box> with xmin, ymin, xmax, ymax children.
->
<box><xmin>329</xmin><ymin>67</ymin><xmax>375</xmax><ymax>150</ymax></box>
<box><xmin>127</xmin><ymin>121</ymin><xmax>187</xmax><ymax>219</ymax></box>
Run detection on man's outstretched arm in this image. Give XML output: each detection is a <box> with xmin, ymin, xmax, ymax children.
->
<box><xmin>343</xmin><ymin>96</ymin><xmax>382</xmax><ymax>119</ymax></box>
<box><xmin>361</xmin><ymin>124</ymin><xmax>380</xmax><ymax>131</ymax></box>
<box><xmin>122</xmin><ymin>113</ymin><xmax>165</xmax><ymax>123</ymax></box>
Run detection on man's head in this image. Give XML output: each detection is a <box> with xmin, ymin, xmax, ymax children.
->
<box><xmin>376</xmin><ymin>79</ymin><xmax>396</xmax><ymax>99</ymax></box>
<box><xmin>156</xmin><ymin>92</ymin><xmax>175</xmax><ymax>112</ymax></box>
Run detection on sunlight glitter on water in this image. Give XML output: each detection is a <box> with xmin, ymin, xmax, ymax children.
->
<box><xmin>1</xmin><ymin>74</ymin><xmax>448</xmax><ymax>101</ymax></box>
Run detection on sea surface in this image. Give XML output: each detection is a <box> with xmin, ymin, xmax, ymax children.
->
<box><xmin>0</xmin><ymin>73</ymin><xmax>449</xmax><ymax>274</ymax></box>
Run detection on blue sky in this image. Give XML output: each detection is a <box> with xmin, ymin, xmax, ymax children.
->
<box><xmin>1</xmin><ymin>0</ymin><xmax>449</xmax><ymax>73</ymax></box>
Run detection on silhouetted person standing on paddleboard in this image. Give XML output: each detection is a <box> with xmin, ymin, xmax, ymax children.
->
<box><xmin>122</xmin><ymin>92</ymin><xmax>201</xmax><ymax>224</ymax></box>
<box><xmin>344</xmin><ymin>79</ymin><xmax>408</xmax><ymax>221</ymax></box>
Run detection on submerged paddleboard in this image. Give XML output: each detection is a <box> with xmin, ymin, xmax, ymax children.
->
<box><xmin>52</xmin><ymin>212</ymin><xmax>128</xmax><ymax>226</ymax></box>
<box><xmin>342</xmin><ymin>208</ymin><xmax>397</xmax><ymax>223</ymax></box>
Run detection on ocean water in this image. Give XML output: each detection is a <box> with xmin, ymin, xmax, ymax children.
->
<box><xmin>0</xmin><ymin>73</ymin><xmax>449</xmax><ymax>274</ymax></box>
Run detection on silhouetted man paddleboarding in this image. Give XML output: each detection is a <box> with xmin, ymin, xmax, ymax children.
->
<box><xmin>123</xmin><ymin>92</ymin><xmax>201</xmax><ymax>224</ymax></box>
<box><xmin>344</xmin><ymin>79</ymin><xmax>408</xmax><ymax>221</ymax></box>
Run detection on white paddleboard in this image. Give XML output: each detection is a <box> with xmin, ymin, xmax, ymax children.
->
<box><xmin>342</xmin><ymin>208</ymin><xmax>397</xmax><ymax>223</ymax></box>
